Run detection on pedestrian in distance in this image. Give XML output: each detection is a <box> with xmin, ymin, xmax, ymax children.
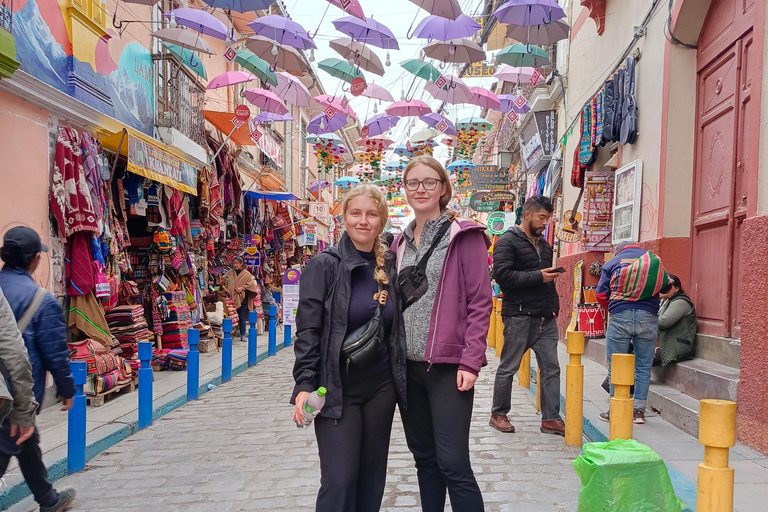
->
<box><xmin>223</xmin><ymin>256</ymin><xmax>258</xmax><ymax>341</ymax></box>
<box><xmin>490</xmin><ymin>195</ymin><xmax>566</xmax><ymax>436</ymax></box>
<box><xmin>596</xmin><ymin>241</ymin><xmax>671</xmax><ymax>424</ymax></box>
<box><xmin>291</xmin><ymin>184</ymin><xmax>407</xmax><ymax>512</ymax></box>
<box><xmin>657</xmin><ymin>273</ymin><xmax>697</xmax><ymax>366</ymax></box>
<box><xmin>393</xmin><ymin>156</ymin><xmax>492</xmax><ymax>512</ymax></box>
<box><xmin>0</xmin><ymin>227</ymin><xmax>76</xmax><ymax>512</ymax></box>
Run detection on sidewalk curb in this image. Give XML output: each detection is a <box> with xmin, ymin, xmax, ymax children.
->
<box><xmin>0</xmin><ymin>343</ymin><xmax>288</xmax><ymax>509</ymax></box>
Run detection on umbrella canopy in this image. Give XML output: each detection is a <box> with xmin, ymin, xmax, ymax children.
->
<box><xmin>365</xmin><ymin>114</ymin><xmax>400</xmax><ymax>137</ymax></box>
<box><xmin>247</xmin><ymin>15</ymin><xmax>316</xmax><ymax>50</ymax></box>
<box><xmin>410</xmin><ymin>128</ymin><xmax>441</xmax><ymax>143</ymax></box>
<box><xmin>386</xmin><ymin>100</ymin><xmax>431</xmax><ymax>117</ymax></box>
<box><xmin>425</xmin><ymin>79</ymin><xmax>473</xmax><ymax>104</ymax></box>
<box><xmin>273</xmin><ymin>72</ymin><xmax>312</xmax><ymax>107</ymax></box>
<box><xmin>325</xmin><ymin>0</ymin><xmax>366</xmax><ymax>20</ymax></box>
<box><xmin>315</xmin><ymin>95</ymin><xmax>358</xmax><ymax>120</ymax></box>
<box><xmin>493</xmin><ymin>0</ymin><xmax>566</xmax><ymax>26</ymax></box>
<box><xmin>235</xmin><ymin>50</ymin><xmax>278</xmax><ymax>86</ymax></box>
<box><xmin>457</xmin><ymin>117</ymin><xmax>493</xmax><ymax>132</ymax></box>
<box><xmin>355</xmin><ymin>136</ymin><xmax>394</xmax><ymax>149</ymax></box>
<box><xmin>245</xmin><ymin>35</ymin><xmax>310</xmax><ymax>74</ymax></box>
<box><xmin>414</xmin><ymin>14</ymin><xmax>481</xmax><ymax>41</ymax></box>
<box><xmin>206</xmin><ymin>71</ymin><xmax>256</xmax><ymax>90</ymax></box>
<box><xmin>152</xmin><ymin>28</ymin><xmax>215</xmax><ymax>55</ymax></box>
<box><xmin>200</xmin><ymin>0</ymin><xmax>274</xmax><ymax>12</ymax></box>
<box><xmin>165</xmin><ymin>8</ymin><xmax>227</xmax><ymax>40</ymax></box>
<box><xmin>384</xmin><ymin>160</ymin><xmax>408</xmax><ymax>172</ymax></box>
<box><xmin>506</xmin><ymin>18</ymin><xmax>569</xmax><ymax>45</ymax></box>
<box><xmin>495</xmin><ymin>43</ymin><xmax>550</xmax><ymax>67</ymax></box>
<box><xmin>308</xmin><ymin>113</ymin><xmax>348</xmax><ymax>134</ymax></box>
<box><xmin>162</xmin><ymin>43</ymin><xmax>207</xmax><ymax>79</ymax></box>
<box><xmin>420</xmin><ymin>113</ymin><xmax>458</xmax><ymax>136</ymax></box>
<box><xmin>335</xmin><ymin>176</ymin><xmax>361</xmax><ymax>188</ymax></box>
<box><xmin>204</xmin><ymin>110</ymin><xmax>255</xmax><ymax>146</ymax></box>
<box><xmin>393</xmin><ymin>145</ymin><xmax>413</xmax><ymax>157</ymax></box>
<box><xmin>360</xmin><ymin>82</ymin><xmax>395</xmax><ymax>102</ymax></box>
<box><xmin>447</xmin><ymin>160</ymin><xmax>476</xmax><ymax>171</ymax></box>
<box><xmin>329</xmin><ymin>38</ymin><xmax>385</xmax><ymax>76</ymax></box>
<box><xmin>493</xmin><ymin>65</ymin><xmax>536</xmax><ymax>83</ymax></box>
<box><xmin>308</xmin><ymin>180</ymin><xmax>332</xmax><ymax>192</ymax></box>
<box><xmin>253</xmin><ymin>111</ymin><xmax>294</xmax><ymax>123</ymax></box>
<box><xmin>498</xmin><ymin>95</ymin><xmax>532</xmax><ymax>114</ymax></box>
<box><xmin>407</xmin><ymin>0</ymin><xmax>463</xmax><ymax>20</ymax></box>
<box><xmin>401</xmin><ymin>59</ymin><xmax>442</xmax><ymax>82</ymax></box>
<box><xmin>469</xmin><ymin>86</ymin><xmax>501</xmax><ymax>110</ymax></box>
<box><xmin>243</xmin><ymin>88</ymin><xmax>289</xmax><ymax>114</ymax></box>
<box><xmin>423</xmin><ymin>38</ymin><xmax>485</xmax><ymax>64</ymax></box>
<box><xmin>306</xmin><ymin>133</ymin><xmax>344</xmax><ymax>145</ymax></box>
<box><xmin>332</xmin><ymin>16</ymin><xmax>399</xmax><ymax>50</ymax></box>
<box><xmin>318</xmin><ymin>58</ymin><xmax>367</xmax><ymax>85</ymax></box>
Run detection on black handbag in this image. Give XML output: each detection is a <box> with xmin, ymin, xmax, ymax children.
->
<box><xmin>340</xmin><ymin>282</ymin><xmax>385</xmax><ymax>371</ymax></box>
<box><xmin>398</xmin><ymin>220</ymin><xmax>452</xmax><ymax>311</ymax></box>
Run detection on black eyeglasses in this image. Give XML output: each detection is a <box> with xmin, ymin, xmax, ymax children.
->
<box><xmin>403</xmin><ymin>178</ymin><xmax>444</xmax><ymax>191</ymax></box>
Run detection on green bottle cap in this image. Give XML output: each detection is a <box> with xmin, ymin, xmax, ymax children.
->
<box><xmin>317</xmin><ymin>387</ymin><xmax>327</xmax><ymax>397</ymax></box>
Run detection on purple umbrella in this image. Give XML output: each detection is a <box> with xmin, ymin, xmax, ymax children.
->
<box><xmin>497</xmin><ymin>94</ymin><xmax>532</xmax><ymax>114</ymax></box>
<box><xmin>201</xmin><ymin>0</ymin><xmax>275</xmax><ymax>12</ymax></box>
<box><xmin>420</xmin><ymin>113</ymin><xmax>458</xmax><ymax>136</ymax></box>
<box><xmin>365</xmin><ymin>113</ymin><xmax>400</xmax><ymax>137</ymax></box>
<box><xmin>165</xmin><ymin>8</ymin><xmax>228</xmax><ymax>40</ymax></box>
<box><xmin>247</xmin><ymin>15</ymin><xmax>317</xmax><ymax>50</ymax></box>
<box><xmin>332</xmin><ymin>16</ymin><xmax>399</xmax><ymax>50</ymax></box>
<box><xmin>253</xmin><ymin>111</ymin><xmax>294</xmax><ymax>123</ymax></box>
<box><xmin>308</xmin><ymin>180</ymin><xmax>332</xmax><ymax>193</ymax></box>
<box><xmin>413</xmin><ymin>14</ymin><xmax>481</xmax><ymax>41</ymax></box>
<box><xmin>493</xmin><ymin>0</ymin><xmax>566</xmax><ymax>27</ymax></box>
<box><xmin>308</xmin><ymin>113</ymin><xmax>347</xmax><ymax>134</ymax></box>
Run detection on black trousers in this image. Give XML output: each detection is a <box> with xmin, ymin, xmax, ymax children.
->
<box><xmin>237</xmin><ymin>302</ymin><xmax>249</xmax><ymax>337</ymax></box>
<box><xmin>400</xmin><ymin>361</ymin><xmax>484</xmax><ymax>512</ymax></box>
<box><xmin>314</xmin><ymin>369</ymin><xmax>397</xmax><ymax>512</ymax></box>
<box><xmin>0</xmin><ymin>419</ymin><xmax>57</xmax><ymax>507</ymax></box>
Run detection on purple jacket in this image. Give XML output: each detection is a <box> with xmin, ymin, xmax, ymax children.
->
<box><xmin>394</xmin><ymin>218</ymin><xmax>492</xmax><ymax>374</ymax></box>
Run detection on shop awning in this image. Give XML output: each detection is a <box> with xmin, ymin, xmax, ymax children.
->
<box><xmin>245</xmin><ymin>190</ymin><xmax>299</xmax><ymax>201</ymax></box>
<box><xmin>204</xmin><ymin>110</ymin><xmax>256</xmax><ymax>147</ymax></box>
<box><xmin>101</xmin><ymin>128</ymin><xmax>198</xmax><ymax>195</ymax></box>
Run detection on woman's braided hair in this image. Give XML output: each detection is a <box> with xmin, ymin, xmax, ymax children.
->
<box><xmin>342</xmin><ymin>184</ymin><xmax>390</xmax><ymax>285</ymax></box>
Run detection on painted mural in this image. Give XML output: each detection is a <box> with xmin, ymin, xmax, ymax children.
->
<box><xmin>11</xmin><ymin>0</ymin><xmax>154</xmax><ymax>134</ymax></box>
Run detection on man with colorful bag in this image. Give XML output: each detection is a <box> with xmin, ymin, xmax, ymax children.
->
<box><xmin>596</xmin><ymin>241</ymin><xmax>671</xmax><ymax>425</ymax></box>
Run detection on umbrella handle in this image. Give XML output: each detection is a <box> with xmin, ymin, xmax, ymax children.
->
<box><xmin>543</xmin><ymin>3</ymin><xmax>553</xmax><ymax>25</ymax></box>
<box><xmin>269</xmin><ymin>61</ymin><xmax>278</xmax><ymax>73</ymax></box>
<box><xmin>307</xmin><ymin>2</ymin><xmax>331</xmax><ymax>40</ymax></box>
<box><xmin>526</xmin><ymin>41</ymin><xmax>533</xmax><ymax>54</ymax></box>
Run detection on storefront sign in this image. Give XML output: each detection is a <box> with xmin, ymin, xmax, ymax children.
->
<box><xmin>470</xmin><ymin>192</ymin><xmax>499</xmax><ymax>212</ymax></box>
<box><xmin>519</xmin><ymin>110</ymin><xmax>557</xmax><ymax>173</ymax></box>
<box><xmin>309</xmin><ymin>202</ymin><xmax>329</xmax><ymax>224</ymax></box>
<box><xmin>457</xmin><ymin>165</ymin><xmax>508</xmax><ymax>191</ymax></box>
<box><xmin>462</xmin><ymin>61</ymin><xmax>497</xmax><ymax>78</ymax></box>
<box><xmin>486</xmin><ymin>211</ymin><xmax>509</xmax><ymax>235</ymax></box>
<box><xmin>351</xmin><ymin>77</ymin><xmax>366</xmax><ymax>96</ymax></box>
<box><xmin>127</xmin><ymin>136</ymin><xmax>197</xmax><ymax>195</ymax></box>
<box><xmin>235</xmin><ymin>104</ymin><xmax>250</xmax><ymax>120</ymax></box>
<box><xmin>243</xmin><ymin>246</ymin><xmax>260</xmax><ymax>267</ymax></box>
<box><xmin>282</xmin><ymin>270</ymin><xmax>301</xmax><ymax>327</ymax></box>
<box><xmin>482</xmin><ymin>190</ymin><xmax>516</xmax><ymax>203</ymax></box>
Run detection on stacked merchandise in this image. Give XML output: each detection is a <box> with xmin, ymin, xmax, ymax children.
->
<box><xmin>167</xmin><ymin>349</ymin><xmax>189</xmax><ymax>370</ymax></box>
<box><xmin>68</xmin><ymin>339</ymin><xmax>134</xmax><ymax>396</ymax></box>
<box><xmin>104</xmin><ymin>305</ymin><xmax>152</xmax><ymax>358</ymax></box>
<box><xmin>162</xmin><ymin>292</ymin><xmax>193</xmax><ymax>350</ymax></box>
<box><xmin>224</xmin><ymin>297</ymin><xmax>239</xmax><ymax>334</ymax></box>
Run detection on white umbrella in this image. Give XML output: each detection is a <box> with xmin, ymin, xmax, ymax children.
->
<box><xmin>273</xmin><ymin>72</ymin><xmax>312</xmax><ymax>107</ymax></box>
<box><xmin>151</xmin><ymin>28</ymin><xmax>215</xmax><ymax>55</ymax></box>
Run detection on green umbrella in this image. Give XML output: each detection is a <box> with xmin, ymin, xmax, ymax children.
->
<box><xmin>162</xmin><ymin>43</ymin><xmax>207</xmax><ymax>80</ymax></box>
<box><xmin>457</xmin><ymin>117</ymin><xmax>493</xmax><ymax>132</ymax></box>
<box><xmin>495</xmin><ymin>43</ymin><xmax>550</xmax><ymax>68</ymax></box>
<box><xmin>235</xmin><ymin>50</ymin><xmax>278</xmax><ymax>86</ymax></box>
<box><xmin>317</xmin><ymin>58</ymin><xmax>367</xmax><ymax>85</ymax></box>
<box><xmin>401</xmin><ymin>59</ymin><xmax>441</xmax><ymax>83</ymax></box>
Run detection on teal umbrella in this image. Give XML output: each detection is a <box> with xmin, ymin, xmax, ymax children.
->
<box><xmin>235</xmin><ymin>50</ymin><xmax>278</xmax><ymax>86</ymax></box>
<box><xmin>457</xmin><ymin>117</ymin><xmax>493</xmax><ymax>132</ymax></box>
<box><xmin>495</xmin><ymin>43</ymin><xmax>549</xmax><ymax>68</ymax></box>
<box><xmin>162</xmin><ymin>43</ymin><xmax>207</xmax><ymax>80</ymax></box>
<box><xmin>317</xmin><ymin>58</ymin><xmax>366</xmax><ymax>84</ymax></box>
<box><xmin>400</xmin><ymin>59</ymin><xmax>441</xmax><ymax>82</ymax></box>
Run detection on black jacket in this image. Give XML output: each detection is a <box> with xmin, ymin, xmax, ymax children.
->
<box><xmin>493</xmin><ymin>227</ymin><xmax>560</xmax><ymax>318</ymax></box>
<box><xmin>291</xmin><ymin>233</ymin><xmax>407</xmax><ymax>419</ymax></box>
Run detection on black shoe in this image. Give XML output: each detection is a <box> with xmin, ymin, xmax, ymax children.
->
<box><xmin>633</xmin><ymin>409</ymin><xmax>646</xmax><ymax>424</ymax></box>
<box><xmin>598</xmin><ymin>411</ymin><xmax>610</xmax><ymax>423</ymax></box>
<box><xmin>40</xmin><ymin>489</ymin><xmax>76</xmax><ymax>512</ymax></box>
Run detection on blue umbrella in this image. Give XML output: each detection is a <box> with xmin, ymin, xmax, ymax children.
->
<box><xmin>447</xmin><ymin>160</ymin><xmax>476</xmax><ymax>172</ymax></box>
<box><xmin>393</xmin><ymin>145</ymin><xmax>414</xmax><ymax>157</ymax></box>
<box><xmin>385</xmin><ymin>160</ymin><xmax>408</xmax><ymax>172</ymax></box>
<box><xmin>335</xmin><ymin>176</ymin><xmax>361</xmax><ymax>188</ymax></box>
<box><xmin>201</xmin><ymin>0</ymin><xmax>275</xmax><ymax>12</ymax></box>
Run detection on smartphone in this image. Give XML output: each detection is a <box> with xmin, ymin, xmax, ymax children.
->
<box><xmin>553</xmin><ymin>267</ymin><xmax>566</xmax><ymax>273</ymax></box>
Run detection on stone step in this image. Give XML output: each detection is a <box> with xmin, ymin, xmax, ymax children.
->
<box><xmin>651</xmin><ymin>357</ymin><xmax>739</xmax><ymax>401</ymax></box>
<box><xmin>647</xmin><ymin>382</ymin><xmax>701</xmax><ymax>437</ymax></box>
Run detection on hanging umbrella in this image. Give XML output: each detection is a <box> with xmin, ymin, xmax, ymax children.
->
<box><xmin>253</xmin><ymin>111</ymin><xmax>294</xmax><ymax>123</ymax></box>
<box><xmin>469</xmin><ymin>87</ymin><xmax>501</xmax><ymax>110</ymax></box>
<box><xmin>335</xmin><ymin>176</ymin><xmax>361</xmax><ymax>188</ymax></box>
<box><xmin>206</xmin><ymin>71</ymin><xmax>256</xmax><ymax>90</ymax></box>
<box><xmin>200</xmin><ymin>0</ymin><xmax>274</xmax><ymax>12</ymax></box>
<box><xmin>325</xmin><ymin>0</ymin><xmax>366</xmax><ymax>20</ymax></box>
<box><xmin>447</xmin><ymin>160</ymin><xmax>476</xmax><ymax>172</ymax></box>
<box><xmin>235</xmin><ymin>50</ymin><xmax>278</xmax><ymax>86</ymax></box>
<box><xmin>247</xmin><ymin>15</ymin><xmax>317</xmax><ymax>51</ymax></box>
<box><xmin>401</xmin><ymin>59</ymin><xmax>442</xmax><ymax>82</ymax></box>
<box><xmin>273</xmin><ymin>72</ymin><xmax>312</xmax><ymax>107</ymax></box>
<box><xmin>512</xmin><ymin>101</ymin><xmax>532</xmax><ymax>115</ymax></box>
<box><xmin>314</xmin><ymin>95</ymin><xmax>358</xmax><ymax>120</ymax></box>
<box><xmin>386</xmin><ymin>100</ymin><xmax>431</xmax><ymax>117</ymax></box>
<box><xmin>413</xmin><ymin>14</ymin><xmax>481</xmax><ymax>41</ymax></box>
<box><xmin>493</xmin><ymin>65</ymin><xmax>536</xmax><ymax>83</ymax></box>
<box><xmin>329</xmin><ymin>38</ymin><xmax>385</xmax><ymax>76</ymax></box>
<box><xmin>308</xmin><ymin>113</ymin><xmax>348</xmax><ymax>134</ymax></box>
<box><xmin>332</xmin><ymin>16</ymin><xmax>399</xmax><ymax>50</ymax></box>
<box><xmin>457</xmin><ymin>117</ymin><xmax>493</xmax><ymax>132</ymax></box>
<box><xmin>495</xmin><ymin>43</ymin><xmax>550</xmax><ymax>67</ymax></box>
<box><xmin>165</xmin><ymin>8</ymin><xmax>228</xmax><ymax>40</ymax></box>
<box><xmin>493</xmin><ymin>0</ymin><xmax>566</xmax><ymax>27</ymax></box>
<box><xmin>365</xmin><ymin>114</ymin><xmax>400</xmax><ymax>137</ymax></box>
<box><xmin>425</xmin><ymin>80</ymin><xmax>473</xmax><ymax>104</ymax></box>
<box><xmin>317</xmin><ymin>58</ymin><xmax>367</xmax><ymax>85</ymax></box>
<box><xmin>423</xmin><ymin>38</ymin><xmax>485</xmax><ymax>64</ymax></box>
<box><xmin>407</xmin><ymin>0</ymin><xmax>463</xmax><ymax>20</ymax></box>
<box><xmin>393</xmin><ymin>145</ymin><xmax>414</xmax><ymax>157</ymax></box>
<box><xmin>506</xmin><ymin>19</ymin><xmax>569</xmax><ymax>45</ymax></box>
<box><xmin>308</xmin><ymin>180</ymin><xmax>332</xmax><ymax>192</ymax></box>
<box><xmin>360</xmin><ymin>82</ymin><xmax>395</xmax><ymax>102</ymax></box>
<box><xmin>355</xmin><ymin>136</ymin><xmax>394</xmax><ymax>149</ymax></box>
<box><xmin>307</xmin><ymin>133</ymin><xmax>344</xmax><ymax>145</ymax></box>
<box><xmin>385</xmin><ymin>160</ymin><xmax>408</xmax><ymax>171</ymax></box>
<box><xmin>410</xmin><ymin>128</ymin><xmax>441</xmax><ymax>143</ymax></box>
<box><xmin>162</xmin><ymin>43</ymin><xmax>207</xmax><ymax>80</ymax></box>
<box><xmin>152</xmin><ymin>28</ymin><xmax>215</xmax><ymax>55</ymax></box>
<box><xmin>245</xmin><ymin>35</ymin><xmax>310</xmax><ymax>74</ymax></box>
<box><xmin>243</xmin><ymin>88</ymin><xmax>289</xmax><ymax>114</ymax></box>
<box><xmin>420</xmin><ymin>113</ymin><xmax>458</xmax><ymax>136</ymax></box>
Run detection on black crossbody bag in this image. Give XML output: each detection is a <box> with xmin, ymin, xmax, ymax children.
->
<box><xmin>341</xmin><ymin>282</ymin><xmax>385</xmax><ymax>371</ymax></box>
<box><xmin>398</xmin><ymin>220</ymin><xmax>453</xmax><ymax>311</ymax></box>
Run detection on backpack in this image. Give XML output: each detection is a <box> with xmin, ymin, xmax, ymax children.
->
<box><xmin>620</xmin><ymin>57</ymin><xmax>638</xmax><ymax>145</ymax></box>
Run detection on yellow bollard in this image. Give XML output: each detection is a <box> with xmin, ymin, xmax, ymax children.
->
<box><xmin>565</xmin><ymin>331</ymin><xmax>585</xmax><ymax>446</ymax></box>
<box><xmin>488</xmin><ymin>299</ymin><xmax>497</xmax><ymax>348</ymax></box>
<box><xmin>697</xmin><ymin>399</ymin><xmax>737</xmax><ymax>512</ymax></box>
<box><xmin>535</xmin><ymin>366</ymin><xmax>541</xmax><ymax>412</ymax></box>
<box><xmin>609</xmin><ymin>353</ymin><xmax>635</xmax><ymax>441</ymax></box>
<box><xmin>495</xmin><ymin>301</ymin><xmax>504</xmax><ymax>358</ymax></box>
<box><xmin>519</xmin><ymin>349</ymin><xmax>531</xmax><ymax>388</ymax></box>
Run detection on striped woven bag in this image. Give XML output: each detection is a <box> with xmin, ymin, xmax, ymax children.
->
<box><xmin>609</xmin><ymin>251</ymin><xmax>670</xmax><ymax>302</ymax></box>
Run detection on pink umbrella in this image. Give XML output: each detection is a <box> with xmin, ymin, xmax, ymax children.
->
<box><xmin>355</xmin><ymin>136</ymin><xmax>394</xmax><ymax>149</ymax></box>
<box><xmin>386</xmin><ymin>100</ymin><xmax>432</xmax><ymax>117</ymax></box>
<box><xmin>273</xmin><ymin>72</ymin><xmax>312</xmax><ymax>107</ymax></box>
<box><xmin>314</xmin><ymin>95</ymin><xmax>358</xmax><ymax>120</ymax></box>
<box><xmin>326</xmin><ymin>0</ymin><xmax>366</xmax><ymax>21</ymax></box>
<box><xmin>493</xmin><ymin>65</ymin><xmax>536</xmax><ymax>83</ymax></box>
<box><xmin>206</xmin><ymin>71</ymin><xmax>257</xmax><ymax>90</ymax></box>
<box><xmin>469</xmin><ymin>86</ymin><xmax>501</xmax><ymax>110</ymax></box>
<box><xmin>360</xmin><ymin>83</ymin><xmax>395</xmax><ymax>102</ymax></box>
<box><xmin>425</xmin><ymin>79</ymin><xmax>473</xmax><ymax>104</ymax></box>
<box><xmin>243</xmin><ymin>88</ymin><xmax>289</xmax><ymax>115</ymax></box>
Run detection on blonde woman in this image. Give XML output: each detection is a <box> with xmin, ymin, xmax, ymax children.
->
<box><xmin>292</xmin><ymin>185</ymin><xmax>407</xmax><ymax>512</ymax></box>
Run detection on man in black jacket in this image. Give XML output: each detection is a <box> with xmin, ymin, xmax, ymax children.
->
<box><xmin>490</xmin><ymin>196</ymin><xmax>565</xmax><ymax>436</ymax></box>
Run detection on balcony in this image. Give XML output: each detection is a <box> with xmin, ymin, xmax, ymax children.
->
<box><xmin>0</xmin><ymin>2</ymin><xmax>20</xmax><ymax>80</ymax></box>
<box><xmin>153</xmin><ymin>53</ymin><xmax>206</xmax><ymax>149</ymax></box>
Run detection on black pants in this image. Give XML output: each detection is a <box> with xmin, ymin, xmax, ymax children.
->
<box><xmin>314</xmin><ymin>369</ymin><xmax>397</xmax><ymax>512</ymax></box>
<box><xmin>237</xmin><ymin>302</ymin><xmax>249</xmax><ymax>337</ymax></box>
<box><xmin>400</xmin><ymin>361</ymin><xmax>484</xmax><ymax>512</ymax></box>
<box><xmin>0</xmin><ymin>420</ymin><xmax>57</xmax><ymax>507</ymax></box>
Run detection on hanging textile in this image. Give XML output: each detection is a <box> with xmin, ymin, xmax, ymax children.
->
<box><xmin>66</xmin><ymin>231</ymin><xmax>95</xmax><ymax>296</ymax></box>
<box><xmin>68</xmin><ymin>293</ymin><xmax>113</xmax><ymax>346</ymax></box>
<box><xmin>51</xmin><ymin>127</ymin><xmax>100</xmax><ymax>237</ymax></box>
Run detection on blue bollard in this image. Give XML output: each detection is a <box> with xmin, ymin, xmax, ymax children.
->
<box><xmin>248</xmin><ymin>311</ymin><xmax>258</xmax><ymax>367</ymax></box>
<box><xmin>187</xmin><ymin>329</ymin><xmax>199</xmax><ymax>401</ymax></box>
<box><xmin>138</xmin><ymin>341</ymin><xmax>153</xmax><ymax>430</ymax></box>
<box><xmin>268</xmin><ymin>305</ymin><xmax>277</xmax><ymax>356</ymax></box>
<box><xmin>67</xmin><ymin>361</ymin><xmax>87</xmax><ymax>474</ymax></box>
<box><xmin>222</xmin><ymin>318</ymin><xmax>232</xmax><ymax>383</ymax></box>
<box><xmin>284</xmin><ymin>324</ymin><xmax>292</xmax><ymax>348</ymax></box>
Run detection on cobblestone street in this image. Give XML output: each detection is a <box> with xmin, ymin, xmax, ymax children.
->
<box><xmin>40</xmin><ymin>348</ymin><xmax>581</xmax><ymax>512</ymax></box>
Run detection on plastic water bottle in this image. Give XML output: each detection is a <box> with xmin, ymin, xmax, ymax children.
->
<box><xmin>298</xmin><ymin>387</ymin><xmax>327</xmax><ymax>428</ymax></box>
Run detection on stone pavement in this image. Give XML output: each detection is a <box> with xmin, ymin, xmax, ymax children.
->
<box><xmin>12</xmin><ymin>348</ymin><xmax>583</xmax><ymax>512</ymax></box>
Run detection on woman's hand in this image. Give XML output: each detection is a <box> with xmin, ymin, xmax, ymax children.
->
<box><xmin>457</xmin><ymin>370</ymin><xmax>477</xmax><ymax>391</ymax></box>
<box><xmin>292</xmin><ymin>391</ymin><xmax>311</xmax><ymax>425</ymax></box>
<box><xmin>235</xmin><ymin>287</ymin><xmax>244</xmax><ymax>294</ymax></box>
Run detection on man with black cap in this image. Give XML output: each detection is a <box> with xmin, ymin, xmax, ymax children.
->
<box><xmin>0</xmin><ymin>226</ymin><xmax>76</xmax><ymax>511</ymax></box>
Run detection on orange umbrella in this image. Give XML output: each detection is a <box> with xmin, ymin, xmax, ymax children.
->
<box><xmin>204</xmin><ymin>110</ymin><xmax>256</xmax><ymax>147</ymax></box>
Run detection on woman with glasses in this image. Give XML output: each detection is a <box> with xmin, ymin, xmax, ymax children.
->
<box><xmin>393</xmin><ymin>156</ymin><xmax>492</xmax><ymax>512</ymax></box>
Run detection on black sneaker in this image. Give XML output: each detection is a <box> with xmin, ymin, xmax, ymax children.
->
<box><xmin>633</xmin><ymin>409</ymin><xmax>646</xmax><ymax>424</ymax></box>
<box><xmin>598</xmin><ymin>411</ymin><xmax>610</xmax><ymax>422</ymax></box>
<box><xmin>40</xmin><ymin>489</ymin><xmax>76</xmax><ymax>512</ymax></box>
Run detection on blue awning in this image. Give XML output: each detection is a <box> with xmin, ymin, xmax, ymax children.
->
<box><xmin>245</xmin><ymin>190</ymin><xmax>299</xmax><ymax>201</ymax></box>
